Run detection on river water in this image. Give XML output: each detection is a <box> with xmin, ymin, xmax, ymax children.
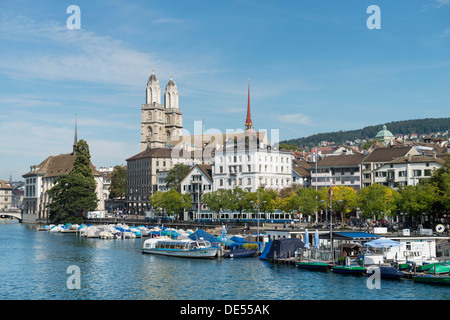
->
<box><xmin>0</xmin><ymin>221</ymin><xmax>449</xmax><ymax>301</ymax></box>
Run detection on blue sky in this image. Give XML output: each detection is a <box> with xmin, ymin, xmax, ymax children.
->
<box><xmin>1</xmin><ymin>0</ymin><xmax>449</xmax><ymax>181</ymax></box>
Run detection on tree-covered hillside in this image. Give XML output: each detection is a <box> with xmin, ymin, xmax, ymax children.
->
<box><xmin>280</xmin><ymin>118</ymin><xmax>450</xmax><ymax>149</ymax></box>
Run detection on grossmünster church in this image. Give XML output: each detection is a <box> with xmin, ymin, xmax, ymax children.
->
<box><xmin>141</xmin><ymin>70</ymin><xmax>183</xmax><ymax>151</ymax></box>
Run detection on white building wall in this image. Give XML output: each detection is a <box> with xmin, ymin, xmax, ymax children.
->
<box><xmin>213</xmin><ymin>149</ymin><xmax>292</xmax><ymax>192</ymax></box>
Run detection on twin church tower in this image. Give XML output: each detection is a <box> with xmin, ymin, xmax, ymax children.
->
<box><xmin>140</xmin><ymin>70</ymin><xmax>255</xmax><ymax>151</ymax></box>
<box><xmin>141</xmin><ymin>70</ymin><xmax>183</xmax><ymax>151</ymax></box>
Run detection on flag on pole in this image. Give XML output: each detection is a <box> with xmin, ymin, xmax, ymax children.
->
<box><xmin>328</xmin><ymin>186</ymin><xmax>333</xmax><ymax>200</ymax></box>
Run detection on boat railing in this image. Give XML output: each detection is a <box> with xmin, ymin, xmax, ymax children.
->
<box><xmin>296</xmin><ymin>248</ymin><xmax>335</xmax><ymax>262</ymax></box>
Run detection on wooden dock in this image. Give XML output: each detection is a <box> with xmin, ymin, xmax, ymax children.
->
<box><xmin>273</xmin><ymin>258</ymin><xmax>298</xmax><ymax>265</ymax></box>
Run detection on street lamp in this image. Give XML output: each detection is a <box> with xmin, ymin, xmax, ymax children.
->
<box><xmin>250</xmin><ymin>200</ymin><xmax>259</xmax><ymax>236</ymax></box>
<box><xmin>320</xmin><ymin>200</ymin><xmax>327</xmax><ymax>225</ymax></box>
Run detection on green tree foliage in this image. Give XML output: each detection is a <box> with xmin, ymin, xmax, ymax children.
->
<box><xmin>396</xmin><ymin>183</ymin><xmax>441</xmax><ymax>225</ymax></box>
<box><xmin>358</xmin><ymin>183</ymin><xmax>399</xmax><ymax>220</ymax></box>
<box><xmin>296</xmin><ymin>187</ymin><xmax>319</xmax><ymax>217</ymax></box>
<box><xmin>165</xmin><ymin>163</ymin><xmax>191</xmax><ymax>192</ymax></box>
<box><xmin>425</xmin><ymin>154</ymin><xmax>450</xmax><ymax>214</ymax></box>
<box><xmin>108</xmin><ymin>165</ymin><xmax>127</xmax><ymax>199</ymax></box>
<box><xmin>201</xmin><ymin>189</ymin><xmax>231</xmax><ymax>214</ymax></box>
<box><xmin>227</xmin><ymin>187</ymin><xmax>248</xmax><ymax>218</ymax></box>
<box><xmin>47</xmin><ymin>140</ymin><xmax>97</xmax><ymax>224</ymax></box>
<box><xmin>149</xmin><ymin>189</ymin><xmax>191</xmax><ymax>217</ymax></box>
<box><xmin>331</xmin><ymin>186</ymin><xmax>359</xmax><ymax>227</ymax></box>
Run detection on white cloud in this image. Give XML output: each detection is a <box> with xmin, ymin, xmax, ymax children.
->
<box><xmin>0</xmin><ymin>16</ymin><xmax>171</xmax><ymax>88</ymax></box>
<box><xmin>153</xmin><ymin>18</ymin><xmax>188</xmax><ymax>24</ymax></box>
<box><xmin>276</xmin><ymin>113</ymin><xmax>313</xmax><ymax>126</ymax></box>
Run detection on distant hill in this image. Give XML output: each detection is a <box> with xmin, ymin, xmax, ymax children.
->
<box><xmin>280</xmin><ymin>118</ymin><xmax>450</xmax><ymax>149</ymax></box>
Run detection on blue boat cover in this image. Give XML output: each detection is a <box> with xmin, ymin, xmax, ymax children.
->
<box><xmin>188</xmin><ymin>229</ymin><xmax>218</xmax><ymax>244</ymax></box>
<box><xmin>259</xmin><ymin>240</ymin><xmax>273</xmax><ymax>260</ymax></box>
<box><xmin>259</xmin><ymin>238</ymin><xmax>304</xmax><ymax>260</ymax></box>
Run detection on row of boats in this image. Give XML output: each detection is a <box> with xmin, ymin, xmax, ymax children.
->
<box><xmin>41</xmin><ymin>223</ymin><xmax>450</xmax><ymax>285</ymax></box>
<box><xmin>296</xmin><ymin>258</ymin><xmax>450</xmax><ymax>285</ymax></box>
<box><xmin>41</xmin><ymin>223</ymin><xmax>194</xmax><ymax>240</ymax></box>
<box><xmin>42</xmin><ymin>223</ymin><xmax>259</xmax><ymax>259</ymax></box>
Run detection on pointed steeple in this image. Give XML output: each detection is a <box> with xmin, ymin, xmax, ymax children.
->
<box><xmin>73</xmin><ymin>115</ymin><xmax>78</xmax><ymax>155</ymax></box>
<box><xmin>244</xmin><ymin>79</ymin><xmax>254</xmax><ymax>132</ymax></box>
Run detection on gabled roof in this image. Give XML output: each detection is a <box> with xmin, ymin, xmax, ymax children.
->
<box><xmin>316</xmin><ymin>154</ymin><xmax>365</xmax><ymax>167</ymax></box>
<box><xmin>23</xmin><ymin>153</ymin><xmax>100</xmax><ymax>178</ymax></box>
<box><xmin>195</xmin><ymin>164</ymin><xmax>213</xmax><ymax>181</ymax></box>
<box><xmin>0</xmin><ymin>180</ymin><xmax>12</xmax><ymax>190</ymax></box>
<box><xmin>182</xmin><ymin>164</ymin><xmax>213</xmax><ymax>183</ymax></box>
<box><xmin>383</xmin><ymin>155</ymin><xmax>444</xmax><ymax>165</ymax></box>
<box><xmin>292</xmin><ymin>166</ymin><xmax>310</xmax><ymax>177</ymax></box>
<box><xmin>363</xmin><ymin>146</ymin><xmax>417</xmax><ymax>163</ymax></box>
<box><xmin>293</xmin><ymin>159</ymin><xmax>311</xmax><ymax>169</ymax></box>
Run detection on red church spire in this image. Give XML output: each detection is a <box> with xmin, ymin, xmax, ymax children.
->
<box><xmin>244</xmin><ymin>79</ymin><xmax>254</xmax><ymax>132</ymax></box>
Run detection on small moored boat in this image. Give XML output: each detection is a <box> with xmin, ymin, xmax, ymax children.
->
<box><xmin>413</xmin><ymin>274</ymin><xmax>450</xmax><ymax>285</ymax></box>
<box><xmin>366</xmin><ymin>266</ymin><xmax>404</xmax><ymax>279</ymax></box>
<box><xmin>417</xmin><ymin>262</ymin><xmax>442</xmax><ymax>272</ymax></box>
<box><xmin>142</xmin><ymin>237</ymin><xmax>219</xmax><ymax>259</ymax></box>
<box><xmin>297</xmin><ymin>261</ymin><xmax>330</xmax><ymax>271</ymax></box>
<box><xmin>331</xmin><ymin>265</ymin><xmax>366</xmax><ymax>275</ymax></box>
<box><xmin>224</xmin><ymin>249</ymin><xmax>257</xmax><ymax>258</ymax></box>
<box><xmin>426</xmin><ymin>264</ymin><xmax>450</xmax><ymax>275</ymax></box>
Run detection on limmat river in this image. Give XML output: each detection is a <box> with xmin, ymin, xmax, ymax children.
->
<box><xmin>0</xmin><ymin>221</ymin><xmax>449</xmax><ymax>301</ymax></box>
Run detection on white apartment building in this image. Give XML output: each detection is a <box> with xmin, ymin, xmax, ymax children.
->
<box><xmin>361</xmin><ymin>146</ymin><xmax>419</xmax><ymax>187</ymax></box>
<box><xmin>310</xmin><ymin>154</ymin><xmax>365</xmax><ymax>190</ymax></box>
<box><xmin>180</xmin><ymin>164</ymin><xmax>213</xmax><ymax>219</ymax></box>
<box><xmin>374</xmin><ymin>155</ymin><xmax>444</xmax><ymax>188</ymax></box>
<box><xmin>213</xmin><ymin>144</ymin><xmax>292</xmax><ymax>192</ymax></box>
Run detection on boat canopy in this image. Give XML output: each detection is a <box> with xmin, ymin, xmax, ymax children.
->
<box><xmin>188</xmin><ymin>229</ymin><xmax>218</xmax><ymax>245</ymax></box>
<box><xmin>259</xmin><ymin>238</ymin><xmax>305</xmax><ymax>260</ymax></box>
<box><xmin>363</xmin><ymin>237</ymin><xmax>403</xmax><ymax>248</ymax></box>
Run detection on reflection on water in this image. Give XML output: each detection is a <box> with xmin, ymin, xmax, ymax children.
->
<box><xmin>0</xmin><ymin>222</ymin><xmax>449</xmax><ymax>300</ymax></box>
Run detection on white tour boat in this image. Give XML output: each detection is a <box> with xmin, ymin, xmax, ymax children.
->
<box><xmin>142</xmin><ymin>237</ymin><xmax>219</xmax><ymax>259</ymax></box>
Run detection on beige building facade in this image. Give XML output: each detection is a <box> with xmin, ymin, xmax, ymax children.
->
<box><xmin>0</xmin><ymin>180</ymin><xmax>12</xmax><ymax>211</ymax></box>
<box><xmin>22</xmin><ymin>148</ymin><xmax>105</xmax><ymax>222</ymax></box>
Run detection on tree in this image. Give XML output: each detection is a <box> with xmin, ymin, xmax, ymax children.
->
<box><xmin>426</xmin><ymin>154</ymin><xmax>450</xmax><ymax>215</ymax></box>
<box><xmin>331</xmin><ymin>186</ymin><xmax>358</xmax><ymax>227</ymax></box>
<box><xmin>297</xmin><ymin>187</ymin><xmax>319</xmax><ymax>218</ymax></box>
<box><xmin>165</xmin><ymin>163</ymin><xmax>191</xmax><ymax>192</ymax></box>
<box><xmin>47</xmin><ymin>140</ymin><xmax>97</xmax><ymax>224</ymax></box>
<box><xmin>358</xmin><ymin>183</ymin><xmax>399</xmax><ymax>221</ymax></box>
<box><xmin>278</xmin><ymin>191</ymin><xmax>301</xmax><ymax>213</ymax></box>
<box><xmin>108</xmin><ymin>165</ymin><xmax>127</xmax><ymax>199</ymax></box>
<box><xmin>148</xmin><ymin>189</ymin><xmax>191</xmax><ymax>218</ymax></box>
<box><xmin>202</xmin><ymin>189</ymin><xmax>230</xmax><ymax>214</ymax></box>
<box><xmin>149</xmin><ymin>191</ymin><xmax>165</xmax><ymax>214</ymax></box>
<box><xmin>396</xmin><ymin>183</ymin><xmax>440</xmax><ymax>227</ymax></box>
<box><xmin>227</xmin><ymin>187</ymin><xmax>248</xmax><ymax>219</ymax></box>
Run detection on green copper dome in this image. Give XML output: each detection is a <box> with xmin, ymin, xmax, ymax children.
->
<box><xmin>375</xmin><ymin>125</ymin><xmax>394</xmax><ymax>139</ymax></box>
